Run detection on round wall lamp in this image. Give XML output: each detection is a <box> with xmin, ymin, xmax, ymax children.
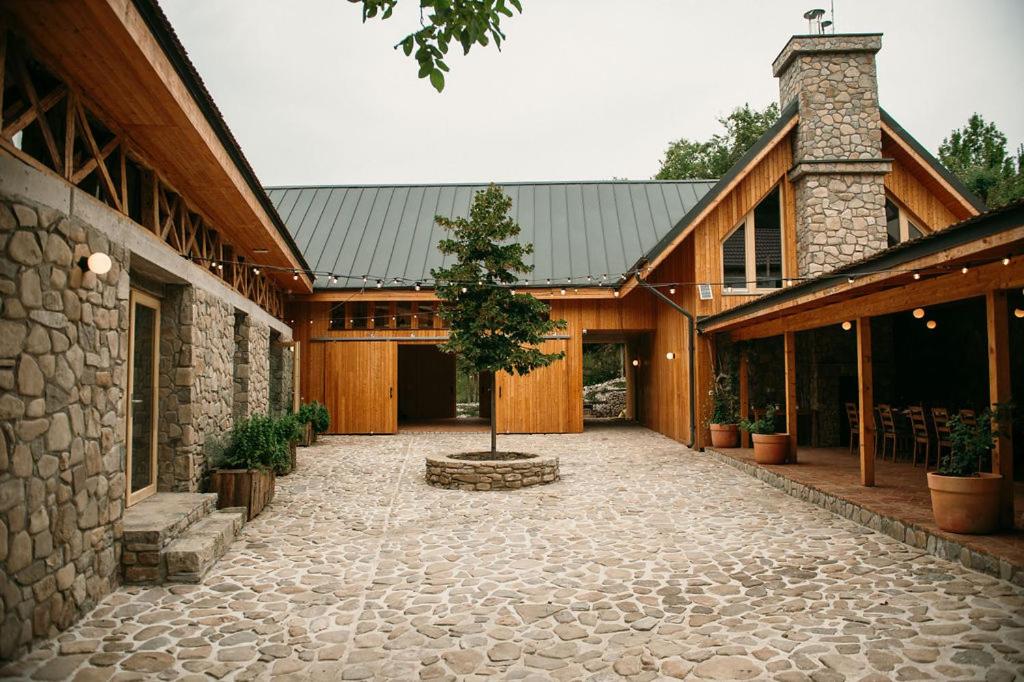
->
<box><xmin>632</xmin><ymin>359</ymin><xmax>640</xmax><ymax>367</ymax></box>
<box><xmin>841</xmin><ymin>321</ymin><xmax>852</xmax><ymax>331</ymax></box>
<box><xmin>79</xmin><ymin>252</ymin><xmax>112</xmax><ymax>275</ymax></box>
<box><xmin>1014</xmin><ymin>308</ymin><xmax>1024</xmax><ymax>319</ymax></box>
<box><xmin>665</xmin><ymin>352</ymin><xmax>676</xmax><ymax>360</ymax></box>
<box><xmin>912</xmin><ymin>308</ymin><xmax>925</xmax><ymax>319</ymax></box>
<box><xmin>926</xmin><ymin>320</ymin><xmax>937</xmax><ymax>330</ymax></box>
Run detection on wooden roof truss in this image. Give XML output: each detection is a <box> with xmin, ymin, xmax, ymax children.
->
<box><xmin>0</xmin><ymin>29</ymin><xmax>284</xmax><ymax>318</ymax></box>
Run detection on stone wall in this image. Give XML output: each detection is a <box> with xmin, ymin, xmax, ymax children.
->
<box><xmin>232</xmin><ymin>314</ymin><xmax>271</xmax><ymax>421</ymax></box>
<box><xmin>268</xmin><ymin>333</ymin><xmax>292</xmax><ymax>417</ymax></box>
<box><xmin>0</xmin><ymin>196</ymin><xmax>129</xmax><ymax>659</ymax></box>
<box><xmin>425</xmin><ymin>455</ymin><xmax>559</xmax><ymax>491</ymax></box>
<box><xmin>158</xmin><ymin>287</ymin><xmax>234</xmax><ymax>493</ymax></box>
<box><xmin>773</xmin><ymin>34</ymin><xmax>891</xmax><ymax>277</ymax></box>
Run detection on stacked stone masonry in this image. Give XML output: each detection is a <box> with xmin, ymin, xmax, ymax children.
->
<box><xmin>774</xmin><ymin>34</ymin><xmax>891</xmax><ymax>277</ymax></box>
<box><xmin>232</xmin><ymin>314</ymin><xmax>271</xmax><ymax>423</ymax></box>
<box><xmin>425</xmin><ymin>455</ymin><xmax>560</xmax><ymax>491</ymax></box>
<box><xmin>0</xmin><ymin>197</ymin><xmax>129</xmax><ymax>659</ymax></box>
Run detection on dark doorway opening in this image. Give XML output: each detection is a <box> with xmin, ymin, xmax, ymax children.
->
<box><xmin>398</xmin><ymin>345</ymin><xmax>489</xmax><ymax>431</ymax></box>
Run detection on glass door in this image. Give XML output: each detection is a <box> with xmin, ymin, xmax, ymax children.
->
<box><xmin>126</xmin><ymin>290</ymin><xmax>160</xmax><ymax>506</ymax></box>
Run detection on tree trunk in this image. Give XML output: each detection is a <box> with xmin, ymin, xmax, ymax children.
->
<box><xmin>490</xmin><ymin>382</ymin><xmax>497</xmax><ymax>453</ymax></box>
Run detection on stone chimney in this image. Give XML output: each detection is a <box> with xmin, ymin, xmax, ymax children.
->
<box><xmin>773</xmin><ymin>34</ymin><xmax>891</xmax><ymax>277</ymax></box>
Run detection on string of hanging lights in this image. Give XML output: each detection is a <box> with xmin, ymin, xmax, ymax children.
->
<box><xmin>184</xmin><ymin>251</ymin><xmax>1019</xmax><ymax>295</ymax></box>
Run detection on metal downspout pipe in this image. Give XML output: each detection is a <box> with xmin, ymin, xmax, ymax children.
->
<box><xmin>636</xmin><ymin>278</ymin><xmax>697</xmax><ymax>448</ymax></box>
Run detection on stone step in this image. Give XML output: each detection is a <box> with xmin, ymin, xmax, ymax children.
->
<box><xmin>122</xmin><ymin>492</ymin><xmax>219</xmax><ymax>584</ymax></box>
<box><xmin>164</xmin><ymin>509</ymin><xmax>246</xmax><ymax>583</ymax></box>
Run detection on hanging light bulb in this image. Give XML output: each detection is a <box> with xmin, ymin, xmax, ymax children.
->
<box><xmin>669</xmin><ymin>287</ymin><xmax>676</xmax><ymax>295</ymax></box>
<box><xmin>847</xmin><ymin>276</ymin><xmax>855</xmax><ymax>284</ymax></box>
<box><xmin>560</xmin><ymin>288</ymin><xmax>566</xmax><ymax>295</ymax></box>
<box><xmin>376</xmin><ymin>280</ymin><xmax>383</xmax><ymax>288</ymax></box>
<box><xmin>460</xmin><ymin>286</ymin><xmax>467</xmax><ymax>294</ymax></box>
<box><xmin>912</xmin><ymin>308</ymin><xmax>925</xmax><ymax>319</ymax></box>
<box><xmin>926</xmin><ymin>320</ymin><xmax>937</xmax><ymax>330</ymax></box>
<box><xmin>330</xmin><ymin>274</ymin><xmax>338</xmax><ymax>284</ymax></box>
<box><xmin>292</xmin><ymin>271</ymin><xmax>299</xmax><ymax>280</ymax></box>
<box><xmin>631</xmin><ymin>359</ymin><xmax>639</xmax><ymax>367</ymax></box>
<box><xmin>913</xmin><ymin>272</ymin><xmax>921</xmax><ymax>280</ymax></box>
<box><xmin>546</xmin><ymin>278</ymin><xmax>551</xmax><ymax>285</ymax></box>
<box><xmin>961</xmin><ymin>266</ymin><xmax>969</xmax><ymax>274</ymax></box>
<box><xmin>414</xmin><ymin>282</ymin><xmax>421</xmax><ymax>291</ymax></box>
<box><xmin>841</xmin><ymin>321</ymin><xmax>852</xmax><ymax>331</ymax></box>
<box><xmin>613</xmin><ymin>290</ymin><xmax>620</xmax><ymax>298</ymax></box>
<box><xmin>1014</xmin><ymin>308</ymin><xmax>1024</xmax><ymax>319</ymax></box>
<box><xmin>253</xmin><ymin>267</ymin><xmax>260</xmax><ymax>275</ymax></box>
<box><xmin>1003</xmin><ymin>257</ymin><xmax>1011</xmax><ymax>266</ymax></box>
<box><xmin>362</xmin><ymin>276</ymin><xmax>368</xmax><ymax>284</ymax></box>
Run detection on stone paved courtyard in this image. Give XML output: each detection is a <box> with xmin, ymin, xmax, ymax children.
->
<box><xmin>5</xmin><ymin>424</ymin><xmax>1024</xmax><ymax>681</ymax></box>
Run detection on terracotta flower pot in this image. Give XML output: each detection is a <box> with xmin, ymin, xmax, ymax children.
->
<box><xmin>751</xmin><ymin>433</ymin><xmax>789</xmax><ymax>464</ymax></box>
<box><xmin>710</xmin><ymin>423</ymin><xmax>740</xmax><ymax>448</ymax></box>
<box><xmin>927</xmin><ymin>472</ymin><xmax>1003</xmax><ymax>534</ymax></box>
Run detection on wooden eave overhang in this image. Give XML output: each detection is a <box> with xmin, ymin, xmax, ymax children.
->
<box><xmin>697</xmin><ymin>202</ymin><xmax>1024</xmax><ymax>340</ymax></box>
<box><xmin>293</xmin><ymin>286</ymin><xmax>622</xmax><ymax>303</ymax></box>
<box><xmin>1</xmin><ymin>0</ymin><xmax>313</xmax><ymax>292</ymax></box>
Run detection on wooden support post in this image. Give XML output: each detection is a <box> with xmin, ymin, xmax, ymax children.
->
<box><xmin>783</xmin><ymin>331</ymin><xmax>798</xmax><ymax>463</ymax></box>
<box><xmin>624</xmin><ymin>341</ymin><xmax>636</xmax><ymax>420</ymax></box>
<box><xmin>739</xmin><ymin>349</ymin><xmax>750</xmax><ymax>448</ymax></box>
<box><xmin>856</xmin><ymin>317</ymin><xmax>875</xmax><ymax>486</ymax></box>
<box><xmin>291</xmin><ymin>341</ymin><xmax>301</xmax><ymax>412</ymax></box>
<box><xmin>986</xmin><ymin>290</ymin><xmax>1013</xmax><ymax>527</ymax></box>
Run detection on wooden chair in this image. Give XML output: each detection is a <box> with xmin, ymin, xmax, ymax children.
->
<box><xmin>845</xmin><ymin>402</ymin><xmax>859</xmax><ymax>455</ymax></box>
<box><xmin>877</xmin><ymin>404</ymin><xmax>898</xmax><ymax>461</ymax></box>
<box><xmin>931</xmin><ymin>407</ymin><xmax>952</xmax><ymax>467</ymax></box>
<box><xmin>908</xmin><ymin>405</ymin><xmax>931</xmax><ymax>468</ymax></box>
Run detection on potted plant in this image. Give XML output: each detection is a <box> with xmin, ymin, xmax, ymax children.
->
<box><xmin>211</xmin><ymin>414</ymin><xmax>287</xmax><ymax>519</ymax></box>
<box><xmin>296</xmin><ymin>403</ymin><xmax>315</xmax><ymax>446</ymax></box>
<box><xmin>709</xmin><ymin>371</ymin><xmax>740</xmax><ymax>448</ymax></box>
<box><xmin>927</xmin><ymin>407</ymin><xmax>1009</xmax><ymax>534</ymax></box>
<box><xmin>274</xmin><ymin>413</ymin><xmax>304</xmax><ymax>475</ymax></box>
<box><xmin>310</xmin><ymin>401</ymin><xmax>330</xmax><ymax>439</ymax></box>
<box><xmin>740</xmin><ymin>405</ymin><xmax>789</xmax><ymax>465</ymax></box>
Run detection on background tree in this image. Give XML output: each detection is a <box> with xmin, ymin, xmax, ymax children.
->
<box><xmin>352</xmin><ymin>0</ymin><xmax>522</xmax><ymax>92</ymax></box>
<box><xmin>939</xmin><ymin>113</ymin><xmax>1024</xmax><ymax>208</ymax></box>
<box><xmin>655</xmin><ymin>102</ymin><xmax>780</xmax><ymax>180</ymax></box>
<box><xmin>432</xmin><ymin>185</ymin><xmax>566</xmax><ymax>452</ymax></box>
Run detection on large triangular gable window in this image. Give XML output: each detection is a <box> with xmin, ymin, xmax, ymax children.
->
<box><xmin>722</xmin><ymin>185</ymin><xmax>783</xmax><ymax>293</ymax></box>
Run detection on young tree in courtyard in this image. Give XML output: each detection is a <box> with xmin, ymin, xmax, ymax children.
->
<box><xmin>432</xmin><ymin>185</ymin><xmax>566</xmax><ymax>452</ymax></box>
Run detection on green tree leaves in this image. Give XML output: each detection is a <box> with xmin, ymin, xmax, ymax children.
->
<box><xmin>431</xmin><ymin>185</ymin><xmax>566</xmax><ymax>377</ymax></box>
<box><xmin>655</xmin><ymin>102</ymin><xmax>780</xmax><ymax>180</ymax></box>
<box><xmin>939</xmin><ymin>113</ymin><xmax>1024</xmax><ymax>209</ymax></box>
<box><xmin>354</xmin><ymin>0</ymin><xmax>523</xmax><ymax>92</ymax></box>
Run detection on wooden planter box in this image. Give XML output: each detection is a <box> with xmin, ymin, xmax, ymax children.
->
<box><xmin>299</xmin><ymin>422</ymin><xmax>313</xmax><ymax>447</ymax></box>
<box><xmin>211</xmin><ymin>468</ymin><xmax>275</xmax><ymax>520</ymax></box>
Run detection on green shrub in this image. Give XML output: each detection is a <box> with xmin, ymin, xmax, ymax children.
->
<box><xmin>220</xmin><ymin>414</ymin><xmax>289</xmax><ymax>471</ymax></box>
<box><xmin>310</xmin><ymin>401</ymin><xmax>330</xmax><ymax>434</ymax></box>
<box><xmin>710</xmin><ymin>371</ymin><xmax>738</xmax><ymax>424</ymax></box>
<box><xmin>941</xmin><ymin>404</ymin><xmax>1013</xmax><ymax>477</ymax></box>
<box><xmin>275</xmin><ymin>412</ymin><xmax>304</xmax><ymax>445</ymax></box>
<box><xmin>740</xmin><ymin>405</ymin><xmax>777</xmax><ymax>435</ymax></box>
<box><xmin>296</xmin><ymin>402</ymin><xmax>315</xmax><ymax>425</ymax></box>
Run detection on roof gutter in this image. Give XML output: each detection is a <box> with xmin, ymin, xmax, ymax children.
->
<box><xmin>637</xmin><ymin>278</ymin><xmax>697</xmax><ymax>448</ymax></box>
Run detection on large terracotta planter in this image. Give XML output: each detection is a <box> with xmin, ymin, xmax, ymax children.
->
<box><xmin>710</xmin><ymin>423</ymin><xmax>740</xmax><ymax>448</ymax></box>
<box><xmin>927</xmin><ymin>472</ymin><xmax>1003</xmax><ymax>534</ymax></box>
<box><xmin>751</xmin><ymin>433</ymin><xmax>789</xmax><ymax>465</ymax></box>
<box><xmin>211</xmin><ymin>468</ymin><xmax>276</xmax><ymax>520</ymax></box>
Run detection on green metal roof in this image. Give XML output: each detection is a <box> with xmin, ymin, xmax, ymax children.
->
<box><xmin>266</xmin><ymin>181</ymin><xmax>717</xmax><ymax>289</ymax></box>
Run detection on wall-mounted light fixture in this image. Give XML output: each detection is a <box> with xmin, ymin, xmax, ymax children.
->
<box><xmin>926</xmin><ymin>320</ymin><xmax>937</xmax><ymax>330</ymax></box>
<box><xmin>665</xmin><ymin>352</ymin><xmax>676</xmax><ymax>360</ymax></box>
<box><xmin>841</xmin><ymin>321</ymin><xmax>852</xmax><ymax>331</ymax></box>
<box><xmin>631</xmin><ymin>359</ymin><xmax>640</xmax><ymax>367</ymax></box>
<box><xmin>1014</xmin><ymin>308</ymin><xmax>1023</xmax><ymax>319</ymax></box>
<box><xmin>78</xmin><ymin>252</ymin><xmax>112</xmax><ymax>275</ymax></box>
<box><xmin>912</xmin><ymin>308</ymin><xmax>925</xmax><ymax>319</ymax></box>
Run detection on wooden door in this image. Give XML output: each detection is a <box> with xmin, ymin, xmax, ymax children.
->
<box><xmin>324</xmin><ymin>341</ymin><xmax>397</xmax><ymax>434</ymax></box>
<box><xmin>496</xmin><ymin>339</ymin><xmax>578</xmax><ymax>433</ymax></box>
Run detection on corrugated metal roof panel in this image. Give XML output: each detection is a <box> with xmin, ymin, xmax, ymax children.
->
<box><xmin>266</xmin><ymin>181</ymin><xmax>717</xmax><ymax>289</ymax></box>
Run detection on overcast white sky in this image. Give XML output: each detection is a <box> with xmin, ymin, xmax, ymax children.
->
<box><xmin>161</xmin><ymin>0</ymin><xmax>1024</xmax><ymax>186</ymax></box>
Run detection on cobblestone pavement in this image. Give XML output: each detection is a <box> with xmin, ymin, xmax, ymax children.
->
<box><xmin>6</xmin><ymin>425</ymin><xmax>1024</xmax><ymax>681</ymax></box>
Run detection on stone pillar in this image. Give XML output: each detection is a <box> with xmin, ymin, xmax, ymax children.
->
<box><xmin>0</xmin><ymin>197</ymin><xmax>128</xmax><ymax>659</ymax></box>
<box><xmin>232</xmin><ymin>314</ymin><xmax>271</xmax><ymax>420</ymax></box>
<box><xmin>773</xmin><ymin>34</ymin><xmax>891</xmax><ymax>277</ymax></box>
<box><xmin>159</xmin><ymin>286</ymin><xmax>234</xmax><ymax>492</ymax></box>
<box><xmin>268</xmin><ymin>334</ymin><xmax>293</xmax><ymax>417</ymax></box>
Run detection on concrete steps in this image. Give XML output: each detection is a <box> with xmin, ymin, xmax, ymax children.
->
<box><xmin>122</xmin><ymin>494</ymin><xmax>245</xmax><ymax>584</ymax></box>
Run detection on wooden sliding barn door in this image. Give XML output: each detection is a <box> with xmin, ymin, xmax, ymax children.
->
<box><xmin>324</xmin><ymin>341</ymin><xmax>397</xmax><ymax>434</ymax></box>
<box><xmin>496</xmin><ymin>338</ymin><xmax>579</xmax><ymax>434</ymax></box>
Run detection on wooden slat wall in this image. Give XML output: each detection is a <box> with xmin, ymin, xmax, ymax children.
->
<box><xmin>324</xmin><ymin>341</ymin><xmax>396</xmax><ymax>434</ymax></box>
<box><xmin>496</xmin><ymin>339</ymin><xmax>574</xmax><ymax>433</ymax></box>
<box><xmin>883</xmin><ymin>136</ymin><xmax>961</xmax><ymax>231</ymax></box>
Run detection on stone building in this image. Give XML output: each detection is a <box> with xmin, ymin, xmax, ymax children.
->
<box><xmin>0</xmin><ymin>1</ymin><xmax>304</xmax><ymax>660</ymax></box>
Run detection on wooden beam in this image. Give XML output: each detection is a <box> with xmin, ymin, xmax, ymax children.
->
<box><xmin>728</xmin><ymin>254</ymin><xmax>1024</xmax><ymax>341</ymax></box>
<box><xmin>986</xmin><ymin>289</ymin><xmax>1013</xmax><ymax>527</ymax></box>
<box><xmin>13</xmin><ymin>53</ymin><xmax>62</xmax><ymax>173</ymax></box>
<box><xmin>856</xmin><ymin>317</ymin><xmax>875</xmax><ymax>486</ymax></box>
<box><xmin>739</xmin><ymin>349</ymin><xmax>750</xmax><ymax>448</ymax></box>
<box><xmin>74</xmin><ymin>101</ymin><xmax>120</xmax><ymax>210</ymax></box>
<box><xmin>63</xmin><ymin>90</ymin><xmax>75</xmax><ymax>180</ymax></box>
<box><xmin>881</xmin><ymin>122</ymin><xmax>980</xmax><ymax>218</ymax></box>
<box><xmin>783</xmin><ymin>331</ymin><xmax>798</xmax><ymax>463</ymax></box>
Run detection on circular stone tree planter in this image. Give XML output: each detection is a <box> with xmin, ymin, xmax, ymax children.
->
<box><xmin>425</xmin><ymin>452</ymin><xmax>559</xmax><ymax>491</ymax></box>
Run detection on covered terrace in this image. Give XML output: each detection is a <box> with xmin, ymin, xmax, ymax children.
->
<box><xmin>699</xmin><ymin>201</ymin><xmax>1024</xmax><ymax>579</ymax></box>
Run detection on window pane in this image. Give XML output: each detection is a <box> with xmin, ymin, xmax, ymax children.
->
<box><xmin>329</xmin><ymin>303</ymin><xmax>346</xmax><ymax>330</ymax></box>
<box><xmin>753</xmin><ymin>188</ymin><xmax>782</xmax><ymax>288</ymax></box>
<box><xmin>395</xmin><ymin>301</ymin><xmax>412</xmax><ymax>329</ymax></box>
<box><xmin>722</xmin><ymin>224</ymin><xmax>747</xmax><ymax>288</ymax></box>
<box><xmin>907</xmin><ymin>221</ymin><xmax>922</xmax><ymax>240</ymax></box>
<box><xmin>349</xmin><ymin>302</ymin><xmax>368</xmax><ymax>329</ymax></box>
<box><xmin>417</xmin><ymin>303</ymin><xmax>435</xmax><ymax>329</ymax></box>
<box><xmin>885</xmin><ymin>198</ymin><xmax>900</xmax><ymax>247</ymax></box>
<box><xmin>373</xmin><ymin>302</ymin><xmax>391</xmax><ymax>329</ymax></box>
